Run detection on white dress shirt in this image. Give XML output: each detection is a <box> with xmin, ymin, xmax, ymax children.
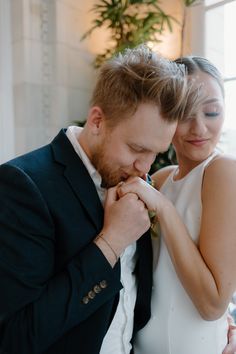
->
<box><xmin>66</xmin><ymin>126</ymin><xmax>137</xmax><ymax>354</ymax></box>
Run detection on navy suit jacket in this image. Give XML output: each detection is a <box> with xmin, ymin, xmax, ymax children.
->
<box><xmin>0</xmin><ymin>129</ymin><xmax>153</xmax><ymax>354</ymax></box>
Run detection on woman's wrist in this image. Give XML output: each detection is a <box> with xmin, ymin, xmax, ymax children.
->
<box><xmin>156</xmin><ymin>197</ymin><xmax>174</xmax><ymax>222</ymax></box>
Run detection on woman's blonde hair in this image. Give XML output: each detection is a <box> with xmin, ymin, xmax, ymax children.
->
<box><xmin>175</xmin><ymin>56</ymin><xmax>224</xmax><ymax>97</ymax></box>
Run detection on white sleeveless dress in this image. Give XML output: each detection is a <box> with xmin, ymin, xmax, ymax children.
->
<box><xmin>134</xmin><ymin>153</ymin><xmax>228</xmax><ymax>354</ymax></box>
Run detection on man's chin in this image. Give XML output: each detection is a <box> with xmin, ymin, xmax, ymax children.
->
<box><xmin>101</xmin><ymin>176</ymin><xmax>124</xmax><ymax>189</ymax></box>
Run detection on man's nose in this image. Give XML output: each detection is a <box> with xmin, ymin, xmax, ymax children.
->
<box><xmin>133</xmin><ymin>157</ymin><xmax>154</xmax><ymax>175</ymax></box>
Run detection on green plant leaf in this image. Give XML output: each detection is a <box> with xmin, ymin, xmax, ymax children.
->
<box><xmin>184</xmin><ymin>0</ymin><xmax>200</xmax><ymax>6</ymax></box>
<box><xmin>81</xmin><ymin>0</ymin><xmax>175</xmax><ymax>61</ymax></box>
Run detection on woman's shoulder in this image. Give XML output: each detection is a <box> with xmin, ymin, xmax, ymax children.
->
<box><xmin>206</xmin><ymin>153</ymin><xmax>236</xmax><ymax>174</ymax></box>
<box><xmin>204</xmin><ymin>153</ymin><xmax>236</xmax><ymax>189</ymax></box>
<box><xmin>152</xmin><ymin>165</ymin><xmax>177</xmax><ymax>189</ymax></box>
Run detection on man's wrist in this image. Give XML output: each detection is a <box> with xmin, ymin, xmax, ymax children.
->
<box><xmin>94</xmin><ymin>233</ymin><xmax>119</xmax><ymax>267</ymax></box>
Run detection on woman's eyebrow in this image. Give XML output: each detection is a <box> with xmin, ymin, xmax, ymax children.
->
<box><xmin>203</xmin><ymin>98</ymin><xmax>221</xmax><ymax>105</ymax></box>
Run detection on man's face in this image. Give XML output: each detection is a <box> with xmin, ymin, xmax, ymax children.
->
<box><xmin>91</xmin><ymin>103</ymin><xmax>177</xmax><ymax>188</ymax></box>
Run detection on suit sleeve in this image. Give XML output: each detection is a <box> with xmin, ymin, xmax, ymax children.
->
<box><xmin>0</xmin><ymin>163</ymin><xmax>122</xmax><ymax>353</ymax></box>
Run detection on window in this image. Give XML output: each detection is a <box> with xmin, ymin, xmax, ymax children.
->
<box><xmin>204</xmin><ymin>0</ymin><xmax>236</xmax><ymax>320</ymax></box>
<box><xmin>204</xmin><ymin>0</ymin><xmax>236</xmax><ymax>154</ymax></box>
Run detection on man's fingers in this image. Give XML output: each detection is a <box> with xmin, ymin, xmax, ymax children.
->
<box><xmin>118</xmin><ymin>181</ymin><xmax>138</xmax><ymax>198</ymax></box>
<box><xmin>105</xmin><ymin>186</ymin><xmax>119</xmax><ymax>205</ymax></box>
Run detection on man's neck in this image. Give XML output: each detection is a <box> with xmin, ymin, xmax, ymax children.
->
<box><xmin>78</xmin><ymin>127</ymin><xmax>92</xmax><ymax>161</ymax></box>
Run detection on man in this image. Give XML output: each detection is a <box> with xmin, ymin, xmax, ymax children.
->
<box><xmin>0</xmin><ymin>45</ymin><xmax>234</xmax><ymax>354</ymax></box>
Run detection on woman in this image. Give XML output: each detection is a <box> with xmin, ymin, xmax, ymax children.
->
<box><xmin>118</xmin><ymin>57</ymin><xmax>236</xmax><ymax>353</ymax></box>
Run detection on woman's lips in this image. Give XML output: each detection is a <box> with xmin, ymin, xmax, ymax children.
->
<box><xmin>187</xmin><ymin>139</ymin><xmax>208</xmax><ymax>147</ymax></box>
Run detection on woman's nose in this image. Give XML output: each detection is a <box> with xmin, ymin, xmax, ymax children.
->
<box><xmin>190</xmin><ymin>117</ymin><xmax>207</xmax><ymax>135</ymax></box>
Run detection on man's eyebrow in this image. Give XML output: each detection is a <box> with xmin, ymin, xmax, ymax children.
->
<box><xmin>130</xmin><ymin>143</ymin><xmax>165</xmax><ymax>154</ymax></box>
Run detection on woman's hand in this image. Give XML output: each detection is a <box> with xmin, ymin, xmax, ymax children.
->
<box><xmin>222</xmin><ymin>316</ymin><xmax>236</xmax><ymax>354</ymax></box>
<box><xmin>117</xmin><ymin>176</ymin><xmax>168</xmax><ymax>218</ymax></box>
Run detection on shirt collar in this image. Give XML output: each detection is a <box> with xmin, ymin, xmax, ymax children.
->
<box><xmin>66</xmin><ymin>125</ymin><xmax>106</xmax><ymax>203</ymax></box>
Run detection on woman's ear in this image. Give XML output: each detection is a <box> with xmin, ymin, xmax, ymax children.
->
<box><xmin>87</xmin><ymin>106</ymin><xmax>105</xmax><ymax>134</ymax></box>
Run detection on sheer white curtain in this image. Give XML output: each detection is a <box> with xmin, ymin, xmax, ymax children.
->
<box><xmin>0</xmin><ymin>0</ymin><xmax>14</xmax><ymax>163</ymax></box>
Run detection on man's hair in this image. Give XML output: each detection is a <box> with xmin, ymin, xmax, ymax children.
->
<box><xmin>90</xmin><ymin>45</ymin><xmax>201</xmax><ymax>126</ymax></box>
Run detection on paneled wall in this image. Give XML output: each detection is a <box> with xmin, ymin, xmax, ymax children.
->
<box><xmin>0</xmin><ymin>0</ymin><xmax>15</xmax><ymax>163</ymax></box>
<box><xmin>10</xmin><ymin>0</ymin><xmax>99</xmax><ymax>156</ymax></box>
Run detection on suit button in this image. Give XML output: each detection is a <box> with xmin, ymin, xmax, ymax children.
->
<box><xmin>82</xmin><ymin>296</ymin><xmax>89</xmax><ymax>304</ymax></box>
<box><xmin>100</xmin><ymin>280</ymin><xmax>107</xmax><ymax>289</ymax></box>
<box><xmin>94</xmin><ymin>284</ymin><xmax>101</xmax><ymax>293</ymax></box>
<box><xmin>88</xmin><ymin>290</ymin><xmax>96</xmax><ymax>299</ymax></box>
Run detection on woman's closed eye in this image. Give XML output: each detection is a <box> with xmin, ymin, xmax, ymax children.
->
<box><xmin>203</xmin><ymin>102</ymin><xmax>223</xmax><ymax>119</ymax></box>
<box><xmin>204</xmin><ymin>111</ymin><xmax>220</xmax><ymax>118</ymax></box>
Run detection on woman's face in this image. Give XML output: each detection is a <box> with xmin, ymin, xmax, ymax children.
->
<box><xmin>172</xmin><ymin>70</ymin><xmax>224</xmax><ymax>168</ymax></box>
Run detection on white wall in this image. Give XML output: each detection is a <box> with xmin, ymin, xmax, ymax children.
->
<box><xmin>184</xmin><ymin>1</ymin><xmax>205</xmax><ymax>57</ymax></box>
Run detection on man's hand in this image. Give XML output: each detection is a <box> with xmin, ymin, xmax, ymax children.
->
<box><xmin>222</xmin><ymin>316</ymin><xmax>236</xmax><ymax>354</ymax></box>
<box><xmin>103</xmin><ymin>186</ymin><xmax>150</xmax><ymax>250</ymax></box>
<box><xmin>95</xmin><ymin>185</ymin><xmax>150</xmax><ymax>266</ymax></box>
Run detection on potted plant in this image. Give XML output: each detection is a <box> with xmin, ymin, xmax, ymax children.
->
<box><xmin>81</xmin><ymin>0</ymin><xmax>175</xmax><ymax>68</ymax></box>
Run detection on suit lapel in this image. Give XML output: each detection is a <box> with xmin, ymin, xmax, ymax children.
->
<box><xmin>133</xmin><ymin>230</ymin><xmax>153</xmax><ymax>334</ymax></box>
<box><xmin>51</xmin><ymin>129</ymin><xmax>104</xmax><ymax>232</ymax></box>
